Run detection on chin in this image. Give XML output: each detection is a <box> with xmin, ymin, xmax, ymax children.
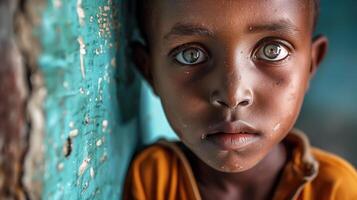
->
<box><xmin>202</xmin><ymin>149</ymin><xmax>265</xmax><ymax>173</ymax></box>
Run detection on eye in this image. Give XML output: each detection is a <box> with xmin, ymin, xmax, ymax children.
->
<box><xmin>175</xmin><ymin>47</ymin><xmax>208</xmax><ymax>65</ymax></box>
<box><xmin>255</xmin><ymin>42</ymin><xmax>289</xmax><ymax>62</ymax></box>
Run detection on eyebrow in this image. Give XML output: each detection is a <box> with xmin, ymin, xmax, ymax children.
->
<box><xmin>164</xmin><ymin>23</ymin><xmax>214</xmax><ymax>40</ymax></box>
<box><xmin>247</xmin><ymin>19</ymin><xmax>300</xmax><ymax>34</ymax></box>
<box><xmin>164</xmin><ymin>19</ymin><xmax>299</xmax><ymax>40</ymax></box>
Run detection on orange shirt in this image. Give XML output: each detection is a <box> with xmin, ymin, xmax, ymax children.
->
<box><xmin>124</xmin><ymin>129</ymin><xmax>357</xmax><ymax>200</ymax></box>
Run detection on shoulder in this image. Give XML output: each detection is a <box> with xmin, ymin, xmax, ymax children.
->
<box><xmin>131</xmin><ymin>141</ymin><xmax>177</xmax><ymax>166</ymax></box>
<box><xmin>123</xmin><ymin>141</ymin><xmax>182</xmax><ymax>199</ymax></box>
<box><xmin>311</xmin><ymin>147</ymin><xmax>357</xmax><ymax>199</ymax></box>
<box><xmin>312</xmin><ymin>147</ymin><xmax>357</xmax><ymax>180</ymax></box>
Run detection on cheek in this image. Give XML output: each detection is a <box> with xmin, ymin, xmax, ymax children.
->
<box><xmin>154</xmin><ymin>69</ymin><xmax>209</xmax><ymax>141</ymax></box>
<box><xmin>252</xmin><ymin>68</ymin><xmax>308</xmax><ymax>137</ymax></box>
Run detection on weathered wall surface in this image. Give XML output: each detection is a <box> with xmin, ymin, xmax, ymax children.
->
<box><xmin>0</xmin><ymin>0</ymin><xmax>28</xmax><ymax>196</ymax></box>
<box><xmin>39</xmin><ymin>0</ymin><xmax>141</xmax><ymax>199</ymax></box>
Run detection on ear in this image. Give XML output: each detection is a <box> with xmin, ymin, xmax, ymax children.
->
<box><xmin>131</xmin><ymin>41</ymin><xmax>158</xmax><ymax>95</ymax></box>
<box><xmin>310</xmin><ymin>35</ymin><xmax>328</xmax><ymax>78</ymax></box>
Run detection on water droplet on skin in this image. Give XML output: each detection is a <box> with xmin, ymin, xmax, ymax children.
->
<box><xmin>273</xmin><ymin>123</ymin><xmax>281</xmax><ymax>132</ymax></box>
<box><xmin>201</xmin><ymin>134</ymin><xmax>207</xmax><ymax>140</ymax></box>
<box><xmin>288</xmin><ymin>93</ymin><xmax>296</xmax><ymax>101</ymax></box>
<box><xmin>234</xmin><ymin>163</ymin><xmax>243</xmax><ymax>170</ymax></box>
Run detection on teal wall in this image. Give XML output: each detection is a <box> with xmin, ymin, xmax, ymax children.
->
<box><xmin>40</xmin><ymin>1</ymin><xmax>141</xmax><ymax>199</ymax></box>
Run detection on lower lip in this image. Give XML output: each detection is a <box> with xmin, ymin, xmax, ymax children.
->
<box><xmin>206</xmin><ymin>133</ymin><xmax>260</xmax><ymax>150</ymax></box>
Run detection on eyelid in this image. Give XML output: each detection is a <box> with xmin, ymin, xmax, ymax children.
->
<box><xmin>251</xmin><ymin>37</ymin><xmax>294</xmax><ymax>61</ymax></box>
<box><xmin>169</xmin><ymin>43</ymin><xmax>210</xmax><ymax>66</ymax></box>
<box><xmin>169</xmin><ymin>43</ymin><xmax>209</xmax><ymax>58</ymax></box>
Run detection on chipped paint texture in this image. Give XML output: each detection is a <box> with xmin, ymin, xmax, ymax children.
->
<box><xmin>39</xmin><ymin>1</ymin><xmax>141</xmax><ymax>199</ymax></box>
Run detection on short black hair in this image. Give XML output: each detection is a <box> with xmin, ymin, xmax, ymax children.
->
<box><xmin>136</xmin><ymin>0</ymin><xmax>321</xmax><ymax>43</ymax></box>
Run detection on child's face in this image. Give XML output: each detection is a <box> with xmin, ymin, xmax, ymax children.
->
<box><xmin>137</xmin><ymin>0</ymin><xmax>327</xmax><ymax>172</ymax></box>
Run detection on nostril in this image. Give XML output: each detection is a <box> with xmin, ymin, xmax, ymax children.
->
<box><xmin>239</xmin><ymin>100</ymin><xmax>250</xmax><ymax>106</ymax></box>
<box><xmin>216</xmin><ymin>100</ymin><xmax>229</xmax><ymax>107</ymax></box>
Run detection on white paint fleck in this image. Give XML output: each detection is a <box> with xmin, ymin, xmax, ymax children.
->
<box><xmin>57</xmin><ymin>162</ymin><xmax>64</xmax><ymax>171</ymax></box>
<box><xmin>90</xmin><ymin>167</ymin><xmax>95</xmax><ymax>178</ymax></box>
<box><xmin>79</xmin><ymin>87</ymin><xmax>85</xmax><ymax>94</ymax></box>
<box><xmin>69</xmin><ymin>121</ymin><xmax>75</xmax><ymax>129</ymax></box>
<box><xmin>84</xmin><ymin>114</ymin><xmax>90</xmax><ymax>124</ymax></box>
<box><xmin>273</xmin><ymin>123</ymin><xmax>281</xmax><ymax>132</ymax></box>
<box><xmin>102</xmin><ymin>120</ymin><xmax>108</xmax><ymax>128</ymax></box>
<box><xmin>104</xmin><ymin>6</ymin><xmax>110</xmax><ymax>11</ymax></box>
<box><xmin>77</xmin><ymin>37</ymin><xmax>86</xmax><ymax>79</ymax></box>
<box><xmin>76</xmin><ymin>0</ymin><xmax>85</xmax><ymax>26</ymax></box>
<box><xmin>102</xmin><ymin>120</ymin><xmax>108</xmax><ymax>132</ymax></box>
<box><xmin>96</xmin><ymin>139</ymin><xmax>103</xmax><ymax>147</ymax></box>
<box><xmin>97</xmin><ymin>78</ymin><xmax>102</xmax><ymax>92</ymax></box>
<box><xmin>111</xmin><ymin>58</ymin><xmax>116</xmax><ymax>67</ymax></box>
<box><xmin>69</xmin><ymin>129</ymin><xmax>79</xmax><ymax>138</ymax></box>
<box><xmin>78</xmin><ymin>157</ymin><xmax>90</xmax><ymax>176</ymax></box>
<box><xmin>63</xmin><ymin>81</ymin><xmax>69</xmax><ymax>88</ymax></box>
<box><xmin>54</xmin><ymin>0</ymin><xmax>62</xmax><ymax>8</ymax></box>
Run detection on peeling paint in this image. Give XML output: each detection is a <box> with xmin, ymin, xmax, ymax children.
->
<box><xmin>40</xmin><ymin>1</ymin><xmax>142</xmax><ymax>199</ymax></box>
<box><xmin>54</xmin><ymin>0</ymin><xmax>62</xmax><ymax>9</ymax></box>
<box><xmin>77</xmin><ymin>36</ymin><xmax>86</xmax><ymax>79</ymax></box>
<box><xmin>57</xmin><ymin>162</ymin><xmax>64</xmax><ymax>171</ymax></box>
<box><xmin>69</xmin><ymin>129</ymin><xmax>79</xmax><ymax>138</ymax></box>
<box><xmin>76</xmin><ymin>0</ymin><xmax>85</xmax><ymax>26</ymax></box>
<box><xmin>90</xmin><ymin>167</ymin><xmax>95</xmax><ymax>178</ymax></box>
<box><xmin>96</xmin><ymin>139</ymin><xmax>103</xmax><ymax>147</ymax></box>
<box><xmin>78</xmin><ymin>157</ymin><xmax>90</xmax><ymax>176</ymax></box>
<box><xmin>69</xmin><ymin>121</ymin><xmax>75</xmax><ymax>128</ymax></box>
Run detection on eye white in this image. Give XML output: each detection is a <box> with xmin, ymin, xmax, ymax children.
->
<box><xmin>256</xmin><ymin>43</ymin><xmax>289</xmax><ymax>62</ymax></box>
<box><xmin>175</xmin><ymin>48</ymin><xmax>207</xmax><ymax>65</ymax></box>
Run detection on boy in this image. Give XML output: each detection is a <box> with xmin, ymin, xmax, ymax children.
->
<box><xmin>124</xmin><ymin>0</ymin><xmax>357</xmax><ymax>199</ymax></box>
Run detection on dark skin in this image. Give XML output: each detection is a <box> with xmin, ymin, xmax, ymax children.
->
<box><xmin>134</xmin><ymin>0</ymin><xmax>328</xmax><ymax>199</ymax></box>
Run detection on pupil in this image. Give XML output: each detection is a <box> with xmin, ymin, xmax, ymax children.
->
<box><xmin>264</xmin><ymin>44</ymin><xmax>281</xmax><ymax>59</ymax></box>
<box><xmin>183</xmin><ymin>48</ymin><xmax>200</xmax><ymax>63</ymax></box>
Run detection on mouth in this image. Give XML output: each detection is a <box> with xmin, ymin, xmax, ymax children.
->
<box><xmin>205</xmin><ymin>120</ymin><xmax>261</xmax><ymax>150</ymax></box>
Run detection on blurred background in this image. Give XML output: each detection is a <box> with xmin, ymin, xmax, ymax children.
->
<box><xmin>0</xmin><ymin>0</ymin><xmax>356</xmax><ymax>199</ymax></box>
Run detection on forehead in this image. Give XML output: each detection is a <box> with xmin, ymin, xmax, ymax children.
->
<box><xmin>147</xmin><ymin>0</ymin><xmax>314</xmax><ymax>43</ymax></box>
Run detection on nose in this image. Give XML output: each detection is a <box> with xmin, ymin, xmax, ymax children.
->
<box><xmin>209</xmin><ymin>69</ymin><xmax>253</xmax><ymax>110</ymax></box>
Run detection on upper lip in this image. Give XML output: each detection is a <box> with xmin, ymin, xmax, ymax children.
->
<box><xmin>207</xmin><ymin>120</ymin><xmax>259</xmax><ymax>135</ymax></box>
